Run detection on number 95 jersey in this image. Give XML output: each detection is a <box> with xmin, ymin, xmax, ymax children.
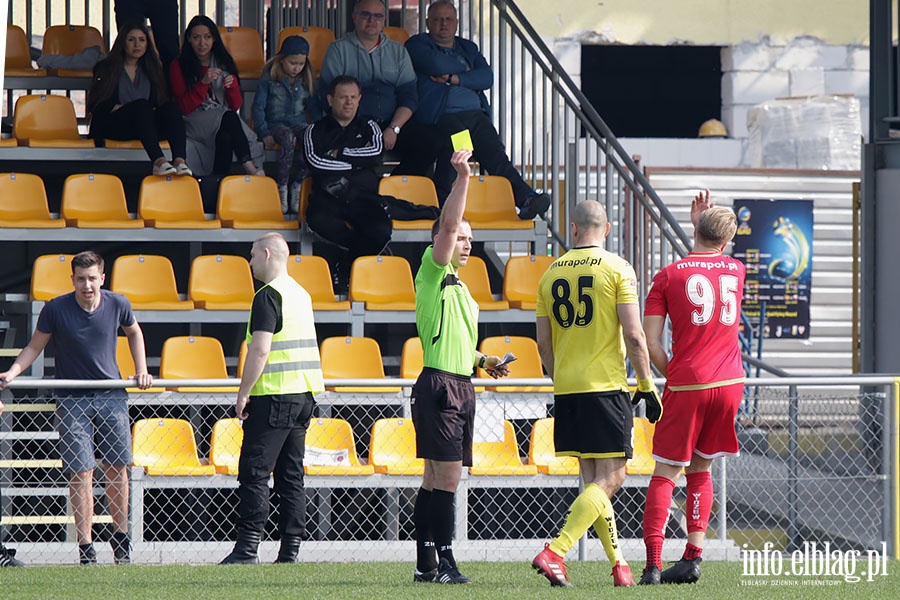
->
<box><xmin>536</xmin><ymin>246</ymin><xmax>639</xmax><ymax>395</ymax></box>
<box><xmin>644</xmin><ymin>251</ymin><xmax>746</xmax><ymax>389</ymax></box>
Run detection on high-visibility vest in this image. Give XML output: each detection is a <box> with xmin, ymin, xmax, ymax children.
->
<box><xmin>248</xmin><ymin>275</ymin><xmax>324</xmax><ymax>396</ymax></box>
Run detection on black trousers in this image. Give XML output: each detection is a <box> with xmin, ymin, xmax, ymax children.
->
<box><xmin>92</xmin><ymin>99</ymin><xmax>186</xmax><ymax>162</ymax></box>
<box><xmin>115</xmin><ymin>0</ymin><xmax>179</xmax><ymax>69</ymax></box>
<box><xmin>213</xmin><ymin>110</ymin><xmax>253</xmax><ymax>175</ymax></box>
<box><xmin>236</xmin><ymin>393</ymin><xmax>315</xmax><ymax>537</ymax></box>
<box><xmin>306</xmin><ymin>191</ymin><xmax>393</xmax><ymax>263</ymax></box>
<box><xmin>432</xmin><ymin>110</ymin><xmax>535</xmax><ymax>206</ymax></box>
<box><xmin>379</xmin><ymin>118</ymin><xmax>443</xmax><ymax>181</ymax></box>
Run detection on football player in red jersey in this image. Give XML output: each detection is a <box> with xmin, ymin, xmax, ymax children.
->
<box><xmin>639</xmin><ymin>190</ymin><xmax>746</xmax><ymax>585</ymax></box>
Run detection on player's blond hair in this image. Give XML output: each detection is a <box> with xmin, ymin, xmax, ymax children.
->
<box><xmin>696</xmin><ymin>206</ymin><xmax>737</xmax><ymax>246</ymax></box>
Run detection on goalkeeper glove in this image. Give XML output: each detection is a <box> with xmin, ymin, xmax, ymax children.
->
<box><xmin>632</xmin><ymin>378</ymin><xmax>663</xmax><ymax>424</ymax></box>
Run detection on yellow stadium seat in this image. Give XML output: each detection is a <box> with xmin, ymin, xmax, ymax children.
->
<box><xmin>470</xmin><ymin>420</ymin><xmax>538</xmax><ymax>476</ymax></box>
<box><xmin>132</xmin><ymin>418</ymin><xmax>216</xmax><ymax>476</ymax></box>
<box><xmin>210</xmin><ymin>418</ymin><xmax>244</xmax><ymax>475</ymax></box>
<box><xmin>503</xmin><ymin>255</ymin><xmax>555</xmax><ymax>309</ymax></box>
<box><xmin>464</xmin><ymin>175</ymin><xmax>533</xmax><ymax>230</ymax></box>
<box><xmin>218</xmin><ymin>26</ymin><xmax>265</xmax><ymax>80</ymax></box>
<box><xmin>286</xmin><ymin>255</ymin><xmax>350</xmax><ymax>311</ymax></box>
<box><xmin>30</xmin><ymin>254</ymin><xmax>75</xmax><ymax>300</ymax></box>
<box><xmin>528</xmin><ymin>418</ymin><xmax>579</xmax><ymax>476</ymax></box>
<box><xmin>42</xmin><ymin>24</ymin><xmax>107</xmax><ymax>76</ymax></box>
<box><xmin>477</xmin><ymin>335</ymin><xmax>551</xmax><ymax>392</ymax></box>
<box><xmin>103</xmin><ymin>139</ymin><xmax>170</xmax><ymax>150</ymax></box>
<box><xmin>383</xmin><ymin>26</ymin><xmax>410</xmax><ymax>44</ymax></box>
<box><xmin>349</xmin><ymin>255</ymin><xmax>416</xmax><ymax>310</ymax></box>
<box><xmin>115</xmin><ymin>336</ymin><xmax>163</xmax><ymax>393</ymax></box>
<box><xmin>369</xmin><ymin>418</ymin><xmax>423</xmax><ymax>475</ymax></box>
<box><xmin>139</xmin><ymin>175</ymin><xmax>222</xmax><ymax>229</ymax></box>
<box><xmin>277</xmin><ymin>26</ymin><xmax>335</xmax><ymax>75</ymax></box>
<box><xmin>217</xmin><ymin>175</ymin><xmax>298</xmax><ymax>229</ymax></box>
<box><xmin>458</xmin><ymin>255</ymin><xmax>509</xmax><ymax>310</ymax></box>
<box><xmin>320</xmin><ymin>336</ymin><xmax>400</xmax><ymax>393</ymax></box>
<box><xmin>304</xmin><ymin>418</ymin><xmax>375</xmax><ymax>476</ymax></box>
<box><xmin>0</xmin><ymin>173</ymin><xmax>66</xmax><ymax>228</ymax></box>
<box><xmin>110</xmin><ymin>255</ymin><xmax>194</xmax><ymax>310</ymax></box>
<box><xmin>6</xmin><ymin>25</ymin><xmax>47</xmax><ymax>76</ymax></box>
<box><xmin>400</xmin><ymin>337</ymin><xmax>423</xmax><ymax>380</ymax></box>
<box><xmin>159</xmin><ymin>335</ymin><xmax>237</xmax><ymax>392</ymax></box>
<box><xmin>378</xmin><ymin>175</ymin><xmax>439</xmax><ymax>230</ymax></box>
<box><xmin>188</xmin><ymin>255</ymin><xmax>255</xmax><ymax>310</ymax></box>
<box><xmin>627</xmin><ymin>417</ymin><xmax>656</xmax><ymax>475</ymax></box>
<box><xmin>61</xmin><ymin>173</ymin><xmax>144</xmax><ymax>228</ymax></box>
<box><xmin>13</xmin><ymin>95</ymin><xmax>95</xmax><ymax>148</ymax></box>
<box><xmin>0</xmin><ymin>138</ymin><xmax>18</xmax><ymax>147</ymax></box>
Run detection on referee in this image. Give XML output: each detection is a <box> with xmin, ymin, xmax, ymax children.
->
<box><xmin>410</xmin><ymin>149</ymin><xmax>510</xmax><ymax>584</ymax></box>
<box><xmin>220</xmin><ymin>233</ymin><xmax>324</xmax><ymax>564</ymax></box>
<box><xmin>531</xmin><ymin>200</ymin><xmax>660</xmax><ymax>588</ymax></box>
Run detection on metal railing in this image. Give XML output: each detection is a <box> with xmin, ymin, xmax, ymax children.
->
<box><xmin>0</xmin><ymin>375</ymin><xmax>896</xmax><ymax>565</ymax></box>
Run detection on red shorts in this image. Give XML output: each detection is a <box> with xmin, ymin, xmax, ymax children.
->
<box><xmin>651</xmin><ymin>382</ymin><xmax>744</xmax><ymax>466</ymax></box>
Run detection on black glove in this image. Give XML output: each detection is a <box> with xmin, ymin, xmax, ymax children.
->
<box><xmin>632</xmin><ymin>378</ymin><xmax>663</xmax><ymax>424</ymax></box>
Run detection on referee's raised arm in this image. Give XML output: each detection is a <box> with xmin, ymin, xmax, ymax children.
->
<box><xmin>432</xmin><ymin>149</ymin><xmax>473</xmax><ymax>266</ymax></box>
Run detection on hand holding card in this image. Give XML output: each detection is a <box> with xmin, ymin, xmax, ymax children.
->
<box><xmin>451</xmin><ymin>129</ymin><xmax>474</xmax><ymax>152</ymax></box>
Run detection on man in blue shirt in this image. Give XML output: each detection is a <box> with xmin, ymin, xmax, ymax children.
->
<box><xmin>1</xmin><ymin>251</ymin><xmax>153</xmax><ymax>565</ymax></box>
<box><xmin>405</xmin><ymin>0</ymin><xmax>550</xmax><ymax>219</ymax></box>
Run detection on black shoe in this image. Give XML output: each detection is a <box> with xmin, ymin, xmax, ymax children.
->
<box><xmin>0</xmin><ymin>545</ymin><xmax>25</xmax><ymax>567</ymax></box>
<box><xmin>219</xmin><ymin>529</ymin><xmax>262</xmax><ymax>565</ymax></box>
<box><xmin>111</xmin><ymin>531</ymin><xmax>131</xmax><ymax>565</ymax></box>
<box><xmin>435</xmin><ymin>557</ymin><xmax>472</xmax><ymax>584</ymax></box>
<box><xmin>332</xmin><ymin>261</ymin><xmax>349</xmax><ymax>295</ymax></box>
<box><xmin>660</xmin><ymin>557</ymin><xmax>702</xmax><ymax>584</ymax></box>
<box><xmin>79</xmin><ymin>543</ymin><xmax>97</xmax><ymax>565</ymax></box>
<box><xmin>638</xmin><ymin>565</ymin><xmax>661</xmax><ymax>585</ymax></box>
<box><xmin>518</xmin><ymin>192</ymin><xmax>550</xmax><ymax>220</ymax></box>
<box><xmin>413</xmin><ymin>567</ymin><xmax>438</xmax><ymax>582</ymax></box>
<box><xmin>274</xmin><ymin>534</ymin><xmax>302</xmax><ymax>564</ymax></box>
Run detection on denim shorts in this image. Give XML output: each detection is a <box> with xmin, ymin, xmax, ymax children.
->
<box><xmin>56</xmin><ymin>389</ymin><xmax>131</xmax><ymax>474</ymax></box>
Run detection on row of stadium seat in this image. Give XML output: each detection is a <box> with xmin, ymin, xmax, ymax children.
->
<box><xmin>6</xmin><ymin>24</ymin><xmax>411</xmax><ymax>82</ymax></box>
<box><xmin>32</xmin><ymin>252</ymin><xmax>554</xmax><ymax>313</ymax></box>
<box><xmin>1</xmin><ymin>170</ymin><xmax>297</xmax><ymax>229</ymax></box>
<box><xmin>115</xmin><ymin>334</ymin><xmax>551</xmax><ymax>393</ymax></box>
<box><xmin>0</xmin><ymin>168</ymin><xmax>532</xmax><ymax>230</ymax></box>
<box><xmin>132</xmin><ymin>415</ymin><xmax>656</xmax><ymax>478</ymax></box>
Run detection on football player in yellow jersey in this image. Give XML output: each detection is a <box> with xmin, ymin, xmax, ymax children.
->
<box><xmin>531</xmin><ymin>200</ymin><xmax>660</xmax><ymax>588</ymax></box>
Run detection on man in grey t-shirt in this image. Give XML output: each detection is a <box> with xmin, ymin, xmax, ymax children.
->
<box><xmin>0</xmin><ymin>251</ymin><xmax>153</xmax><ymax>565</ymax></box>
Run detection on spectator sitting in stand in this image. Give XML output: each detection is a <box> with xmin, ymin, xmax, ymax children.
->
<box><xmin>88</xmin><ymin>22</ymin><xmax>192</xmax><ymax>177</ymax></box>
<box><xmin>304</xmin><ymin>75</ymin><xmax>439</xmax><ymax>292</ymax></box>
<box><xmin>405</xmin><ymin>0</ymin><xmax>550</xmax><ymax>220</ymax></box>
<box><xmin>252</xmin><ymin>35</ymin><xmax>319</xmax><ymax>215</ymax></box>
<box><xmin>170</xmin><ymin>15</ymin><xmax>264</xmax><ymax>177</ymax></box>
<box><xmin>319</xmin><ymin>0</ymin><xmax>441</xmax><ymax>181</ymax></box>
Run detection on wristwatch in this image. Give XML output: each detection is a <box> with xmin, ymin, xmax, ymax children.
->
<box><xmin>389</xmin><ymin>124</ymin><xmax>401</xmax><ymax>134</ymax></box>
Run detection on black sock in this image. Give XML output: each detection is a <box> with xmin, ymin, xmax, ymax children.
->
<box><xmin>413</xmin><ymin>487</ymin><xmax>437</xmax><ymax>572</ymax></box>
<box><xmin>429</xmin><ymin>489</ymin><xmax>456</xmax><ymax>568</ymax></box>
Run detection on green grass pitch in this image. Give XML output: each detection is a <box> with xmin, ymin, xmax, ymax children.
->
<box><xmin>3</xmin><ymin>560</ymin><xmax>899</xmax><ymax>600</ymax></box>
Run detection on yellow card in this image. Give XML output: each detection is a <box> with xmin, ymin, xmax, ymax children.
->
<box><xmin>451</xmin><ymin>129</ymin><xmax>474</xmax><ymax>152</ymax></box>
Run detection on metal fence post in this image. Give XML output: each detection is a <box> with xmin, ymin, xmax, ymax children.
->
<box><xmin>787</xmin><ymin>384</ymin><xmax>800</xmax><ymax>552</ymax></box>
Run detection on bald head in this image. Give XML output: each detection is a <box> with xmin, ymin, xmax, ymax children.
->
<box><xmin>250</xmin><ymin>232</ymin><xmax>289</xmax><ymax>283</ymax></box>
<box><xmin>255</xmin><ymin>232</ymin><xmax>290</xmax><ymax>261</ymax></box>
<box><xmin>571</xmin><ymin>200</ymin><xmax>610</xmax><ymax>245</ymax></box>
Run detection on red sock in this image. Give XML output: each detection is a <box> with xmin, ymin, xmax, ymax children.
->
<box><xmin>684</xmin><ymin>543</ymin><xmax>703</xmax><ymax>561</ymax></box>
<box><xmin>643</xmin><ymin>475</ymin><xmax>675</xmax><ymax>569</ymax></box>
<box><xmin>685</xmin><ymin>471</ymin><xmax>713</xmax><ymax>535</ymax></box>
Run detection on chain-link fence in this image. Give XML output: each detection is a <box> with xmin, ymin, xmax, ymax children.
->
<box><xmin>0</xmin><ymin>378</ymin><xmax>896</xmax><ymax>565</ymax></box>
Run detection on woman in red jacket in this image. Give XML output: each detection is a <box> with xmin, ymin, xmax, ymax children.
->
<box><xmin>169</xmin><ymin>15</ymin><xmax>263</xmax><ymax>177</ymax></box>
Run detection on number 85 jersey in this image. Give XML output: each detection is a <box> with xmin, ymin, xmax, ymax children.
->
<box><xmin>536</xmin><ymin>246</ymin><xmax>639</xmax><ymax>395</ymax></box>
<box><xmin>644</xmin><ymin>251</ymin><xmax>746</xmax><ymax>389</ymax></box>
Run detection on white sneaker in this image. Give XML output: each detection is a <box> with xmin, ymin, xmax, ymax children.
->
<box><xmin>289</xmin><ymin>181</ymin><xmax>303</xmax><ymax>214</ymax></box>
<box><xmin>152</xmin><ymin>161</ymin><xmax>176</xmax><ymax>176</ymax></box>
<box><xmin>174</xmin><ymin>162</ymin><xmax>193</xmax><ymax>176</ymax></box>
<box><xmin>278</xmin><ymin>185</ymin><xmax>288</xmax><ymax>214</ymax></box>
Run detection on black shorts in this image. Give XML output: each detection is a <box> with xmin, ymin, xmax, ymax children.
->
<box><xmin>411</xmin><ymin>367</ymin><xmax>476</xmax><ymax>466</ymax></box>
<box><xmin>553</xmin><ymin>391</ymin><xmax>633</xmax><ymax>459</ymax></box>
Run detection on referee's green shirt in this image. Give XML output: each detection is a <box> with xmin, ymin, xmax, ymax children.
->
<box><xmin>415</xmin><ymin>246</ymin><xmax>479</xmax><ymax>376</ymax></box>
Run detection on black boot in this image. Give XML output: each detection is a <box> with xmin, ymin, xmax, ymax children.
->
<box><xmin>274</xmin><ymin>534</ymin><xmax>302</xmax><ymax>564</ymax></box>
<box><xmin>219</xmin><ymin>528</ymin><xmax>262</xmax><ymax>564</ymax></box>
<box><xmin>111</xmin><ymin>531</ymin><xmax>131</xmax><ymax>565</ymax></box>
